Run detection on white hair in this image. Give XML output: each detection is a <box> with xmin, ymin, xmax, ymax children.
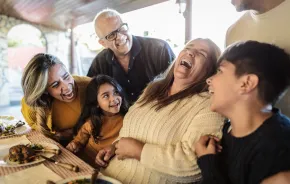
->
<box><xmin>93</xmin><ymin>8</ymin><xmax>124</xmax><ymax>37</ymax></box>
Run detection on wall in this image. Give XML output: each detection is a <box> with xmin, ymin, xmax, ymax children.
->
<box><xmin>0</xmin><ymin>15</ymin><xmax>71</xmax><ymax>106</ymax></box>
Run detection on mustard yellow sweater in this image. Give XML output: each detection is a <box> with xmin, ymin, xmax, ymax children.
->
<box><xmin>73</xmin><ymin>114</ymin><xmax>123</xmax><ymax>166</ymax></box>
<box><xmin>21</xmin><ymin>76</ymin><xmax>91</xmax><ymax>132</ymax></box>
<box><xmin>102</xmin><ymin>92</ymin><xmax>224</xmax><ymax>184</ymax></box>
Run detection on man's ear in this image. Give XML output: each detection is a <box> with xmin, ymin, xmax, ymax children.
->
<box><xmin>98</xmin><ymin>39</ymin><xmax>107</xmax><ymax>48</ymax></box>
<box><xmin>240</xmin><ymin>74</ymin><xmax>259</xmax><ymax>93</ymax></box>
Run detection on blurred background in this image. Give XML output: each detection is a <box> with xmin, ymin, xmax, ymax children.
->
<box><xmin>0</xmin><ymin>0</ymin><xmax>242</xmax><ymax>118</ymax></box>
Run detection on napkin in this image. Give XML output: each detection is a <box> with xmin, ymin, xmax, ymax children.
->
<box><xmin>0</xmin><ymin>164</ymin><xmax>62</xmax><ymax>184</ymax></box>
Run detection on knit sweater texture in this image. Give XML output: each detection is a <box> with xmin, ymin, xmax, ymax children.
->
<box><xmin>102</xmin><ymin>92</ymin><xmax>224</xmax><ymax>184</ymax></box>
<box><xmin>21</xmin><ymin>76</ymin><xmax>91</xmax><ymax>132</ymax></box>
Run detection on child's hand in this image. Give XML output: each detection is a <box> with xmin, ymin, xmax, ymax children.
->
<box><xmin>66</xmin><ymin>141</ymin><xmax>81</xmax><ymax>153</ymax></box>
<box><xmin>194</xmin><ymin>135</ymin><xmax>222</xmax><ymax>158</ymax></box>
<box><xmin>115</xmin><ymin>137</ymin><xmax>144</xmax><ymax>161</ymax></box>
<box><xmin>95</xmin><ymin>144</ymin><xmax>116</xmax><ymax>168</ymax></box>
<box><xmin>55</xmin><ymin>128</ymin><xmax>74</xmax><ymax>141</ymax></box>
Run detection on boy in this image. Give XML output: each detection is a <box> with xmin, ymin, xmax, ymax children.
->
<box><xmin>194</xmin><ymin>41</ymin><xmax>290</xmax><ymax>184</ymax></box>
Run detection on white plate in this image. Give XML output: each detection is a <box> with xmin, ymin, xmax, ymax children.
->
<box><xmin>56</xmin><ymin>174</ymin><xmax>122</xmax><ymax>184</ymax></box>
<box><xmin>0</xmin><ymin>115</ymin><xmax>31</xmax><ymax>138</ymax></box>
<box><xmin>0</xmin><ymin>142</ymin><xmax>59</xmax><ymax>167</ymax></box>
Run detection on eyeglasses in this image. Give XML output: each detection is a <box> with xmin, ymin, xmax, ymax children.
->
<box><xmin>101</xmin><ymin>23</ymin><xmax>129</xmax><ymax>41</ymax></box>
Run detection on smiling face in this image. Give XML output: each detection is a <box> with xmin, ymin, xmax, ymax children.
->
<box><xmin>96</xmin><ymin>16</ymin><xmax>133</xmax><ymax>58</ymax></box>
<box><xmin>46</xmin><ymin>64</ymin><xmax>76</xmax><ymax>102</ymax></box>
<box><xmin>207</xmin><ymin>60</ymin><xmax>242</xmax><ymax>115</ymax></box>
<box><xmin>173</xmin><ymin>39</ymin><xmax>212</xmax><ymax>86</ymax></box>
<box><xmin>97</xmin><ymin>83</ymin><xmax>122</xmax><ymax>116</ymax></box>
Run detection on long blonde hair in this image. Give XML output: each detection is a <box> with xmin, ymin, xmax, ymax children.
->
<box><xmin>21</xmin><ymin>53</ymin><xmax>64</xmax><ymax>136</ymax></box>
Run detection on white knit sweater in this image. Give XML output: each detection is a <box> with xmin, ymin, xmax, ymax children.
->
<box><xmin>102</xmin><ymin>92</ymin><xmax>224</xmax><ymax>184</ymax></box>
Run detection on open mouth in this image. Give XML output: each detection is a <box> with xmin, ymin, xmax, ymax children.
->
<box><xmin>61</xmin><ymin>90</ymin><xmax>74</xmax><ymax>100</ymax></box>
<box><xmin>109</xmin><ymin>102</ymin><xmax>120</xmax><ymax>108</ymax></box>
<box><xmin>180</xmin><ymin>60</ymin><xmax>192</xmax><ymax>69</ymax></box>
<box><xmin>64</xmin><ymin>91</ymin><xmax>73</xmax><ymax>97</ymax></box>
<box><xmin>60</xmin><ymin>85</ymin><xmax>75</xmax><ymax>100</ymax></box>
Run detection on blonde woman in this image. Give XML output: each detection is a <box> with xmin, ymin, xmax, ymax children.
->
<box><xmin>21</xmin><ymin>53</ymin><xmax>91</xmax><ymax>145</ymax></box>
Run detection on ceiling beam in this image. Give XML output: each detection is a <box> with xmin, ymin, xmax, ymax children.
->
<box><xmin>73</xmin><ymin>0</ymin><xmax>169</xmax><ymax>28</ymax></box>
<box><xmin>0</xmin><ymin>0</ymin><xmax>170</xmax><ymax>30</ymax></box>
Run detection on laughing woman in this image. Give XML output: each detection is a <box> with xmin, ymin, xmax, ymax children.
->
<box><xmin>21</xmin><ymin>53</ymin><xmax>91</xmax><ymax>145</ymax></box>
<box><xmin>95</xmin><ymin>38</ymin><xmax>225</xmax><ymax>183</ymax></box>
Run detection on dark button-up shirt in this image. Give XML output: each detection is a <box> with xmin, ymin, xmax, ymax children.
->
<box><xmin>87</xmin><ymin>36</ymin><xmax>175</xmax><ymax>104</ymax></box>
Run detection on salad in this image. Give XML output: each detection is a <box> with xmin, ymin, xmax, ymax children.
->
<box><xmin>0</xmin><ymin>120</ymin><xmax>25</xmax><ymax>136</ymax></box>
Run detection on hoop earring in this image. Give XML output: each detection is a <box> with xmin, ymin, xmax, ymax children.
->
<box><xmin>206</xmin><ymin>78</ymin><xmax>212</xmax><ymax>85</ymax></box>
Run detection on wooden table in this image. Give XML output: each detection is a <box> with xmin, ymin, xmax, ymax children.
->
<box><xmin>0</xmin><ymin>130</ymin><xmax>94</xmax><ymax>178</ymax></box>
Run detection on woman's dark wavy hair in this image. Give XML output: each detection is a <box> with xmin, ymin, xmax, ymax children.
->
<box><xmin>75</xmin><ymin>75</ymin><xmax>129</xmax><ymax>141</ymax></box>
<box><xmin>138</xmin><ymin>38</ymin><xmax>221</xmax><ymax>110</ymax></box>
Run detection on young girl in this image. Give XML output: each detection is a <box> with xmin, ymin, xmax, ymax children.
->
<box><xmin>66</xmin><ymin>75</ymin><xmax>129</xmax><ymax>166</ymax></box>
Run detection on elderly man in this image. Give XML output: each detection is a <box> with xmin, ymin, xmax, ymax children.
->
<box><xmin>87</xmin><ymin>9</ymin><xmax>175</xmax><ymax>104</ymax></box>
<box><xmin>226</xmin><ymin>0</ymin><xmax>290</xmax><ymax>117</ymax></box>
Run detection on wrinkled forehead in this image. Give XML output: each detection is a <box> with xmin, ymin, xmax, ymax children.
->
<box><xmin>95</xmin><ymin>16</ymin><xmax>123</xmax><ymax>37</ymax></box>
<box><xmin>185</xmin><ymin>39</ymin><xmax>211</xmax><ymax>52</ymax></box>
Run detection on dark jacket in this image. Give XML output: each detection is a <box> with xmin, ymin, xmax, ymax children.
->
<box><xmin>87</xmin><ymin>36</ymin><xmax>175</xmax><ymax>103</ymax></box>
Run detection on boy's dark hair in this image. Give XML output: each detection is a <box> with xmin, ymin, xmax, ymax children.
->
<box><xmin>219</xmin><ymin>40</ymin><xmax>290</xmax><ymax>105</ymax></box>
<box><xmin>75</xmin><ymin>75</ymin><xmax>129</xmax><ymax>142</ymax></box>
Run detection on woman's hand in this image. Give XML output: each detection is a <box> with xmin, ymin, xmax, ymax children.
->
<box><xmin>95</xmin><ymin>144</ymin><xmax>116</xmax><ymax>168</ymax></box>
<box><xmin>115</xmin><ymin>137</ymin><xmax>145</xmax><ymax>161</ymax></box>
<box><xmin>66</xmin><ymin>141</ymin><xmax>82</xmax><ymax>153</ymax></box>
<box><xmin>54</xmin><ymin>128</ymin><xmax>74</xmax><ymax>141</ymax></box>
<box><xmin>194</xmin><ymin>135</ymin><xmax>222</xmax><ymax>158</ymax></box>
